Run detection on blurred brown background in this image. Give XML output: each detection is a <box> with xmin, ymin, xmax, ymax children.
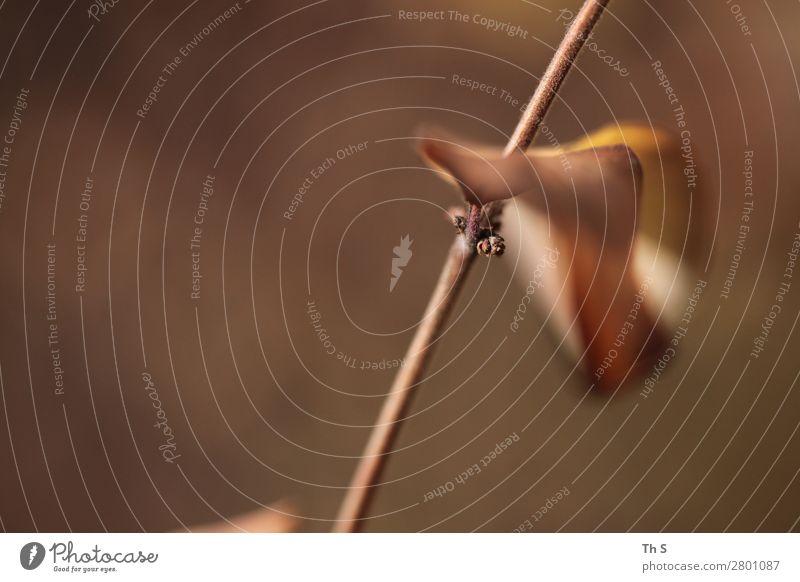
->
<box><xmin>0</xmin><ymin>0</ymin><xmax>798</xmax><ymax>532</ymax></box>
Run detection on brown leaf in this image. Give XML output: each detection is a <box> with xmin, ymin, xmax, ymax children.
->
<box><xmin>418</xmin><ymin>123</ymin><xmax>708</xmax><ymax>392</ymax></box>
<box><xmin>182</xmin><ymin>500</ymin><xmax>297</xmax><ymax>533</ymax></box>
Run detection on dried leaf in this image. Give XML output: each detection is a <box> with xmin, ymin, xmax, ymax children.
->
<box><xmin>419</xmin><ymin>123</ymin><xmax>708</xmax><ymax>391</ymax></box>
<box><xmin>183</xmin><ymin>500</ymin><xmax>297</xmax><ymax>533</ymax></box>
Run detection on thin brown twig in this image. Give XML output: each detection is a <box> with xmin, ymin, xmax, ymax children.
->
<box><xmin>333</xmin><ymin>0</ymin><xmax>612</xmax><ymax>533</ymax></box>
<box><xmin>504</xmin><ymin>0</ymin><xmax>611</xmax><ymax>155</ymax></box>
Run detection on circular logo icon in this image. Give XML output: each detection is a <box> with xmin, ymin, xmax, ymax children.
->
<box><xmin>19</xmin><ymin>542</ymin><xmax>45</xmax><ymax>570</ymax></box>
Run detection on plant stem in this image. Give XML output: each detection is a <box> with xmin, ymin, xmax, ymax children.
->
<box><xmin>505</xmin><ymin>0</ymin><xmax>612</xmax><ymax>155</ymax></box>
<box><xmin>333</xmin><ymin>234</ymin><xmax>476</xmax><ymax>533</ymax></box>
<box><xmin>333</xmin><ymin>0</ymin><xmax>612</xmax><ymax>533</ymax></box>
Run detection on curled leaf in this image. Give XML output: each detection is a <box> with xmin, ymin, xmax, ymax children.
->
<box><xmin>419</xmin><ymin>123</ymin><xmax>708</xmax><ymax>392</ymax></box>
<box><xmin>183</xmin><ymin>500</ymin><xmax>297</xmax><ymax>533</ymax></box>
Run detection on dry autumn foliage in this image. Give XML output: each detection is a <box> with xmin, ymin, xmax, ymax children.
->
<box><xmin>184</xmin><ymin>501</ymin><xmax>296</xmax><ymax>533</ymax></box>
<box><xmin>419</xmin><ymin>122</ymin><xmax>710</xmax><ymax>391</ymax></box>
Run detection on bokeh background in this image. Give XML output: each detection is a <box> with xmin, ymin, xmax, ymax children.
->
<box><xmin>0</xmin><ymin>0</ymin><xmax>799</xmax><ymax>532</ymax></box>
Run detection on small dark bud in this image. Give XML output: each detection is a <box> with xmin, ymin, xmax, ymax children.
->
<box><xmin>476</xmin><ymin>238</ymin><xmax>492</xmax><ymax>255</ymax></box>
<box><xmin>453</xmin><ymin>215</ymin><xmax>467</xmax><ymax>233</ymax></box>
<box><xmin>477</xmin><ymin>233</ymin><xmax>504</xmax><ymax>256</ymax></box>
<box><xmin>488</xmin><ymin>235</ymin><xmax>505</xmax><ymax>256</ymax></box>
